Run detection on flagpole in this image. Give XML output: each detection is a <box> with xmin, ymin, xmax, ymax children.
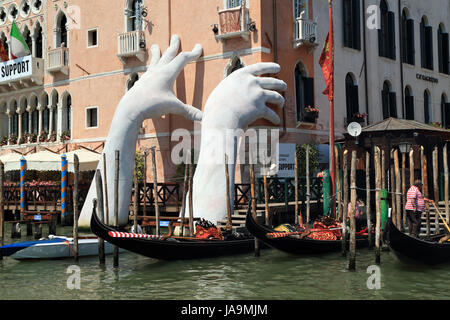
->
<box><xmin>328</xmin><ymin>0</ymin><xmax>336</xmax><ymax>218</ymax></box>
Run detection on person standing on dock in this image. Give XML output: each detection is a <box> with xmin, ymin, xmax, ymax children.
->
<box><xmin>405</xmin><ymin>180</ymin><xmax>431</xmax><ymax>238</ymax></box>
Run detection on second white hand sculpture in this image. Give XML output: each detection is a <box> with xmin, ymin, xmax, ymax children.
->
<box><xmin>191</xmin><ymin>63</ymin><xmax>286</xmax><ymax>223</ymax></box>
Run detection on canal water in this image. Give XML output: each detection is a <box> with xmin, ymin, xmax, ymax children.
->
<box><xmin>1</xmin><ymin>223</ymin><xmax>449</xmax><ymax>300</ymax></box>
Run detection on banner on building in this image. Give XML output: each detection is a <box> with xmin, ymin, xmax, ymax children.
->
<box><xmin>219</xmin><ymin>7</ymin><xmax>242</xmax><ymax>33</ymax></box>
<box><xmin>0</xmin><ymin>55</ymin><xmax>33</xmax><ymax>83</ymax></box>
<box><xmin>275</xmin><ymin>143</ymin><xmax>296</xmax><ymax>178</ymax></box>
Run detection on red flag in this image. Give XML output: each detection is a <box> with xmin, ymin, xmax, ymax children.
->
<box><xmin>319</xmin><ymin>2</ymin><xmax>334</xmax><ymax>101</ymax></box>
<box><xmin>0</xmin><ymin>40</ymin><xmax>8</xmax><ymax>62</ymax></box>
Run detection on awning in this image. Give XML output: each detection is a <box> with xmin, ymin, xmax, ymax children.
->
<box><xmin>25</xmin><ymin>150</ymin><xmax>62</xmax><ymax>171</ymax></box>
<box><xmin>0</xmin><ymin>152</ymin><xmax>24</xmax><ymax>172</ymax></box>
<box><xmin>65</xmin><ymin>149</ymin><xmax>100</xmax><ymax>172</ymax></box>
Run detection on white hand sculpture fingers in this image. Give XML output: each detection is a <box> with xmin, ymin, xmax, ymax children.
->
<box><xmin>256</xmin><ymin>77</ymin><xmax>287</xmax><ymax>91</ymax></box>
<box><xmin>168</xmin><ymin>98</ymin><xmax>203</xmax><ymax>122</ymax></box>
<box><xmin>243</xmin><ymin>62</ymin><xmax>281</xmax><ymax>76</ymax></box>
<box><xmin>159</xmin><ymin>35</ymin><xmax>181</xmax><ymax>65</ymax></box>
<box><xmin>168</xmin><ymin>44</ymin><xmax>202</xmax><ymax>74</ymax></box>
<box><xmin>261</xmin><ymin>90</ymin><xmax>285</xmax><ymax>108</ymax></box>
<box><xmin>261</xmin><ymin>105</ymin><xmax>281</xmax><ymax>125</ymax></box>
<box><xmin>149</xmin><ymin>44</ymin><xmax>161</xmax><ymax>67</ymax></box>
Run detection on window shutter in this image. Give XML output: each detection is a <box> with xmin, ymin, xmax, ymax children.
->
<box><xmin>405</xmin><ymin>95</ymin><xmax>414</xmax><ymax>120</ymax></box>
<box><xmin>388</xmin><ymin>11</ymin><xmax>396</xmax><ymax>60</ymax></box>
<box><xmin>438</xmin><ymin>29</ymin><xmax>444</xmax><ymax>73</ymax></box>
<box><xmin>420</xmin><ymin>21</ymin><xmax>426</xmax><ymax>68</ymax></box>
<box><xmin>407</xmin><ymin>19</ymin><xmax>415</xmax><ymax>65</ymax></box>
<box><xmin>382</xmin><ymin>89</ymin><xmax>389</xmax><ymax>119</ymax></box>
<box><xmin>352</xmin><ymin>0</ymin><xmax>361</xmax><ymax>50</ymax></box>
<box><xmin>443</xmin><ymin>33</ymin><xmax>449</xmax><ymax>74</ymax></box>
<box><xmin>425</xmin><ymin>26</ymin><xmax>433</xmax><ymax>70</ymax></box>
<box><xmin>389</xmin><ymin>92</ymin><xmax>397</xmax><ymax>118</ymax></box>
<box><xmin>351</xmin><ymin>84</ymin><xmax>360</xmax><ymax>116</ymax></box>
<box><xmin>343</xmin><ymin>0</ymin><xmax>351</xmax><ymax>47</ymax></box>
<box><xmin>446</xmin><ymin>103</ymin><xmax>450</xmax><ymax>129</ymax></box>
<box><xmin>401</xmin><ymin>16</ymin><xmax>407</xmax><ymax>62</ymax></box>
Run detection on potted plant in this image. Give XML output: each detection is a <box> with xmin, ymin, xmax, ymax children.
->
<box><xmin>304</xmin><ymin>105</ymin><xmax>320</xmax><ymax>123</ymax></box>
<box><xmin>60</xmin><ymin>130</ymin><xmax>71</xmax><ymax>142</ymax></box>
<box><xmin>8</xmin><ymin>134</ymin><xmax>18</xmax><ymax>145</ymax></box>
<box><xmin>352</xmin><ymin>112</ymin><xmax>367</xmax><ymax>123</ymax></box>
<box><xmin>28</xmin><ymin>133</ymin><xmax>38</xmax><ymax>143</ymax></box>
<box><xmin>0</xmin><ymin>136</ymin><xmax>7</xmax><ymax>146</ymax></box>
<box><xmin>38</xmin><ymin>131</ymin><xmax>48</xmax><ymax>143</ymax></box>
<box><xmin>49</xmin><ymin>132</ymin><xmax>57</xmax><ymax>142</ymax></box>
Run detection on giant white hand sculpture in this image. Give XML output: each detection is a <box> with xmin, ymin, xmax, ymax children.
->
<box><xmin>192</xmin><ymin>63</ymin><xmax>287</xmax><ymax>223</ymax></box>
<box><xmin>78</xmin><ymin>35</ymin><xmax>203</xmax><ymax>227</ymax></box>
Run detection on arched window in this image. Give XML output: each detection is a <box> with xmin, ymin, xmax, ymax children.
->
<box><xmin>33</xmin><ymin>22</ymin><xmax>43</xmax><ymax>58</ymax></box>
<box><xmin>441</xmin><ymin>94</ymin><xmax>449</xmax><ymax>129</ymax></box>
<box><xmin>227</xmin><ymin>0</ymin><xmax>242</xmax><ymax>8</ymax></box>
<box><xmin>41</xmin><ymin>93</ymin><xmax>49</xmax><ymax>133</ymax></box>
<box><xmin>127</xmin><ymin>73</ymin><xmax>139</xmax><ymax>90</ymax></box>
<box><xmin>343</xmin><ymin>0</ymin><xmax>361</xmax><ymax>50</ymax></box>
<box><xmin>23</xmin><ymin>27</ymin><xmax>32</xmax><ymax>56</ymax></box>
<box><xmin>30</xmin><ymin>95</ymin><xmax>38</xmax><ymax>134</ymax></box>
<box><xmin>67</xmin><ymin>94</ymin><xmax>71</xmax><ymax>134</ymax></box>
<box><xmin>381</xmin><ymin>81</ymin><xmax>397</xmax><ymax>119</ymax></box>
<box><xmin>404</xmin><ymin>86</ymin><xmax>414</xmax><ymax>120</ymax></box>
<box><xmin>401</xmin><ymin>9</ymin><xmax>414</xmax><ymax>65</ymax></box>
<box><xmin>420</xmin><ymin>17</ymin><xmax>433</xmax><ymax>70</ymax></box>
<box><xmin>345</xmin><ymin>73</ymin><xmax>359</xmax><ymax>122</ymax></box>
<box><xmin>378</xmin><ymin>0</ymin><xmax>396</xmax><ymax>60</ymax></box>
<box><xmin>438</xmin><ymin>24</ymin><xmax>449</xmax><ymax>75</ymax></box>
<box><xmin>20</xmin><ymin>98</ymin><xmax>28</xmax><ymax>134</ymax></box>
<box><xmin>56</xmin><ymin>12</ymin><xmax>68</xmax><ymax>47</ymax></box>
<box><xmin>0</xmin><ymin>33</ymin><xmax>8</xmax><ymax>60</ymax></box>
<box><xmin>424</xmin><ymin>90</ymin><xmax>432</xmax><ymax>124</ymax></box>
<box><xmin>51</xmin><ymin>91</ymin><xmax>58</xmax><ymax>133</ymax></box>
<box><xmin>10</xmin><ymin>100</ymin><xmax>18</xmax><ymax>137</ymax></box>
<box><xmin>294</xmin><ymin>62</ymin><xmax>314</xmax><ymax>122</ymax></box>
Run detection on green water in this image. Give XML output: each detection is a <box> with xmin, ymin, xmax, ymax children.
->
<box><xmin>1</xmin><ymin>224</ymin><xmax>449</xmax><ymax>300</ymax></box>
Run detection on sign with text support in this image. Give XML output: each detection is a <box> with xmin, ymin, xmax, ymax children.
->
<box><xmin>0</xmin><ymin>55</ymin><xmax>33</xmax><ymax>83</ymax></box>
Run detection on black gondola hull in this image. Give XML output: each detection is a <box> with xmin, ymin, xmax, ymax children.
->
<box><xmin>90</xmin><ymin>208</ymin><xmax>256</xmax><ymax>260</ymax></box>
<box><xmin>245</xmin><ymin>210</ymin><xmax>368</xmax><ymax>255</ymax></box>
<box><xmin>386</xmin><ymin>218</ymin><xmax>450</xmax><ymax>265</ymax></box>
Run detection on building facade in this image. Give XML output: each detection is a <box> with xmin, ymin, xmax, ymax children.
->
<box><xmin>314</xmin><ymin>0</ymin><xmax>450</xmax><ymax>140</ymax></box>
<box><xmin>0</xmin><ymin>0</ymin><xmax>323</xmax><ymax>182</ymax></box>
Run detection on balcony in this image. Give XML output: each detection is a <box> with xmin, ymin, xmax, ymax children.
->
<box><xmin>293</xmin><ymin>18</ymin><xmax>317</xmax><ymax>48</ymax></box>
<box><xmin>0</xmin><ymin>55</ymin><xmax>44</xmax><ymax>92</ymax></box>
<box><xmin>215</xmin><ymin>5</ymin><xmax>250</xmax><ymax>42</ymax></box>
<box><xmin>47</xmin><ymin>47</ymin><xmax>69</xmax><ymax>75</ymax></box>
<box><xmin>117</xmin><ymin>30</ymin><xmax>146</xmax><ymax>64</ymax></box>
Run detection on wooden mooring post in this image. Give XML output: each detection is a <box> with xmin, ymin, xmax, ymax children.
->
<box><xmin>102</xmin><ymin>153</ymin><xmax>109</xmax><ymax>225</ymax></box>
<box><xmin>348</xmin><ymin>150</ymin><xmax>357</xmax><ymax>270</ymax></box>
<box><xmin>73</xmin><ymin>155</ymin><xmax>79</xmax><ymax>262</ymax></box>
<box><xmin>375</xmin><ymin>147</ymin><xmax>382</xmax><ymax>264</ymax></box>
<box><xmin>133</xmin><ymin>163</ymin><xmax>138</xmax><ymax>233</ymax></box>
<box><xmin>294</xmin><ymin>148</ymin><xmax>299</xmax><ymax>225</ymax></box>
<box><xmin>390</xmin><ymin>150</ymin><xmax>396</xmax><ymax>227</ymax></box>
<box><xmin>394</xmin><ymin>149</ymin><xmax>402</xmax><ymax>228</ymax></box>
<box><xmin>179</xmin><ymin>156</ymin><xmax>189</xmax><ymax>236</ymax></box>
<box><xmin>143</xmin><ymin>151</ymin><xmax>148</xmax><ymax>216</ymax></box>
<box><xmin>421</xmin><ymin>147</ymin><xmax>430</xmax><ymax>236</ymax></box>
<box><xmin>264</xmin><ymin>166</ymin><xmax>269</xmax><ymax>226</ymax></box>
<box><xmin>401</xmin><ymin>152</ymin><xmax>406</xmax><ymax>229</ymax></box>
<box><xmin>444</xmin><ymin>143</ymin><xmax>449</xmax><ymax>224</ymax></box>
<box><xmin>225</xmin><ymin>155</ymin><xmax>232</xmax><ymax>230</ymax></box>
<box><xmin>335</xmin><ymin>146</ymin><xmax>341</xmax><ymax>222</ymax></box>
<box><xmin>249</xmin><ymin>163</ymin><xmax>260</xmax><ymax>257</ymax></box>
<box><xmin>95</xmin><ymin>169</ymin><xmax>105</xmax><ymax>265</ymax></box>
<box><xmin>151</xmin><ymin>147</ymin><xmax>160</xmax><ymax>236</ymax></box>
<box><xmin>341</xmin><ymin>149</ymin><xmax>348</xmax><ymax>256</ymax></box>
<box><xmin>432</xmin><ymin>146</ymin><xmax>440</xmax><ymax>234</ymax></box>
<box><xmin>188</xmin><ymin>163</ymin><xmax>194</xmax><ymax>237</ymax></box>
<box><xmin>113</xmin><ymin>150</ymin><xmax>119</xmax><ymax>268</ymax></box>
<box><xmin>366</xmin><ymin>151</ymin><xmax>373</xmax><ymax>248</ymax></box>
<box><xmin>306</xmin><ymin>144</ymin><xmax>311</xmax><ymax>224</ymax></box>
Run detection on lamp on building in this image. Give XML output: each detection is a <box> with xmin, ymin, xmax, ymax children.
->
<box><xmin>139</xmin><ymin>40</ymin><xmax>146</xmax><ymax>49</ymax></box>
<box><xmin>398</xmin><ymin>142</ymin><xmax>412</xmax><ymax>154</ymax></box>
<box><xmin>248</xmin><ymin>21</ymin><xmax>256</xmax><ymax>32</ymax></box>
<box><xmin>211</xmin><ymin>24</ymin><xmax>218</xmax><ymax>35</ymax></box>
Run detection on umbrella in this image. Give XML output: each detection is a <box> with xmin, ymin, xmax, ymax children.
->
<box><xmin>0</xmin><ymin>152</ymin><xmax>25</xmax><ymax>171</ymax></box>
<box><xmin>65</xmin><ymin>149</ymin><xmax>100</xmax><ymax>172</ymax></box>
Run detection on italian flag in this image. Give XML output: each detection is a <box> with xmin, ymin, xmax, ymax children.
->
<box><xmin>10</xmin><ymin>21</ymin><xmax>30</xmax><ymax>59</ymax></box>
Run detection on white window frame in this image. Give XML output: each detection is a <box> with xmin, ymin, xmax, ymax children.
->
<box><xmin>85</xmin><ymin>106</ymin><xmax>98</xmax><ymax>129</ymax></box>
<box><xmin>293</xmin><ymin>0</ymin><xmax>308</xmax><ymax>19</ymax></box>
<box><xmin>86</xmin><ymin>28</ymin><xmax>98</xmax><ymax>48</ymax></box>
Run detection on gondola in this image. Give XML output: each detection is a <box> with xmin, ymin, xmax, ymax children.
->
<box><xmin>90</xmin><ymin>202</ymin><xmax>257</xmax><ymax>260</ymax></box>
<box><xmin>245</xmin><ymin>209</ymin><xmax>368</xmax><ymax>255</ymax></box>
<box><xmin>386</xmin><ymin>218</ymin><xmax>450</xmax><ymax>265</ymax></box>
